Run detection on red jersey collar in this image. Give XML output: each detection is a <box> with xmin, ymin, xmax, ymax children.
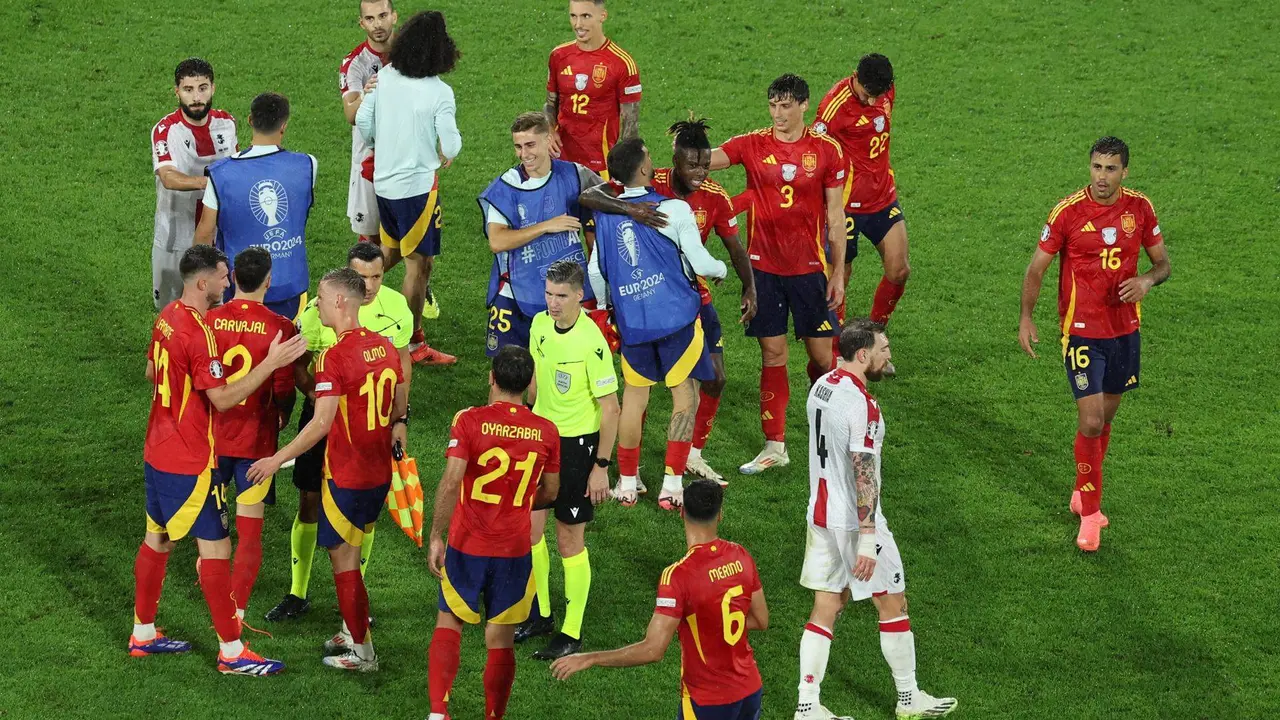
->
<box><xmin>829</xmin><ymin>367</ymin><xmax>869</xmax><ymax>392</ymax></box>
<box><xmin>359</xmin><ymin>40</ymin><xmax>388</xmax><ymax>61</ymax></box>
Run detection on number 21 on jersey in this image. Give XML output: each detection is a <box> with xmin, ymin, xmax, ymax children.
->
<box><xmin>471</xmin><ymin>448</ymin><xmax>540</xmax><ymax>507</ymax></box>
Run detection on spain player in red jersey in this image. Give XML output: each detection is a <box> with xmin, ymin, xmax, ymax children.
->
<box><xmin>206</xmin><ymin>247</ymin><xmax>300</xmax><ymax>620</ymax></box>
<box><xmin>249</xmin><ymin>268</ymin><xmax>407</xmax><ymax>671</ymax></box>
<box><xmin>710</xmin><ymin>74</ymin><xmax>848</xmax><ymax>475</ymax></box>
<box><xmin>1019</xmin><ymin>137</ymin><xmax>1171</xmax><ymax>552</ymax></box>
<box><xmin>425</xmin><ymin>346</ymin><xmax>561</xmax><ymax>720</ymax></box>
<box><xmin>551</xmin><ymin>480</ymin><xmax>768</xmax><ymax>720</ymax></box>
<box><xmin>815</xmin><ymin>54</ymin><xmax>909</xmax><ymax>338</ymax></box>
<box><xmin>133</xmin><ymin>244</ymin><xmax>305</xmax><ymax>675</ymax></box>
<box><xmin>545</xmin><ymin>0</ymin><xmax>642</xmax><ymax>179</ymax></box>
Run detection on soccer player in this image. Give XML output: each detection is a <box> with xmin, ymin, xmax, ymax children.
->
<box><xmin>249</xmin><ymin>268</ymin><xmax>407</xmax><ymax>671</ymax></box>
<box><xmin>544</xmin><ymin>0</ymin><xmax>642</xmax><ymax>179</ymax></box>
<box><xmin>514</xmin><ymin>261</ymin><xmax>619</xmax><ymax>660</ymax></box>
<box><xmin>340</xmin><ymin>0</ymin><xmax>398</xmax><ymax>243</ymax></box>
<box><xmin>1019</xmin><ymin>137</ymin><xmax>1171</xmax><ymax>552</ymax></box>
<box><xmin>263</xmin><ymin>242</ymin><xmax>413</xmax><ymax>623</ymax></box>
<box><xmin>426</xmin><ymin>346</ymin><xmax>561</xmax><ymax>720</ymax></box>
<box><xmin>796</xmin><ymin>319</ymin><xmax>955</xmax><ymax>720</ymax></box>
<box><xmin>550</xmin><ymin>480</ymin><xmax>768</xmax><ymax>720</ymax></box>
<box><xmin>206</xmin><ymin>247</ymin><xmax>300</xmax><ymax>620</ymax></box>
<box><xmin>132</xmin><ymin>244</ymin><xmax>305</xmax><ymax>675</ymax></box>
<box><xmin>150</xmin><ymin>57</ymin><xmax>237</xmax><ymax>309</ymax></box>
<box><xmin>709</xmin><ymin>74</ymin><xmax>847</xmax><ymax>475</ymax></box>
<box><xmin>588</xmin><ymin>138</ymin><xmax>727</xmax><ymax>510</ymax></box>
<box><xmin>194</xmin><ymin>92</ymin><xmax>316</xmax><ymax>321</ymax></box>
<box><xmin>356</xmin><ymin>10</ymin><xmax>461</xmax><ymax>366</ymax></box>
<box><xmin>815</xmin><ymin>53</ymin><xmax>910</xmax><ymax>336</ymax></box>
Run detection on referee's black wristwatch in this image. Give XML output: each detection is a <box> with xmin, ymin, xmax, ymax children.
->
<box><xmin>593</xmin><ymin>457</ymin><xmax>612</xmax><ymax>469</ymax></box>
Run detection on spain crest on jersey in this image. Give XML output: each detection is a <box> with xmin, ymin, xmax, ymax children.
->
<box><xmin>592</xmin><ymin>63</ymin><xmax>608</xmax><ymax>87</ymax></box>
<box><xmin>802</xmin><ymin>152</ymin><xmax>818</xmax><ymax>173</ymax></box>
<box><xmin>694</xmin><ymin>209</ymin><xmax>707</xmax><ymax>229</ymax></box>
<box><xmin>1121</xmin><ymin>212</ymin><xmax>1137</xmax><ymax>234</ymax></box>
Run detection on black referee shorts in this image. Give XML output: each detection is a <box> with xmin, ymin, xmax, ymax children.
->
<box><xmin>291</xmin><ymin>398</ymin><xmax>327</xmax><ymax>493</ymax></box>
<box><xmin>554</xmin><ymin>432</ymin><xmax>599</xmax><ymax>526</ymax></box>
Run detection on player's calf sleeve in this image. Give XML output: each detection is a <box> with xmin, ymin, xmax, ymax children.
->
<box><xmin>1074</xmin><ymin>432</ymin><xmax>1104</xmax><ymax>516</ymax></box>
<box><xmin>798</xmin><ymin>623</ymin><xmax>834</xmax><ymax>705</ymax></box>
<box><xmin>133</xmin><ymin>543</ymin><xmax>170</xmax><ymax>630</ymax></box>
<box><xmin>289</xmin><ymin>515</ymin><xmax>318</xmax><ymax>598</ymax></box>
<box><xmin>334</xmin><ymin>569</ymin><xmax>371</xmax><ymax>646</ymax></box>
<box><xmin>232</xmin><ymin>515</ymin><xmax>264</xmax><ymax>611</ymax></box>
<box><xmin>429</xmin><ymin>627</ymin><xmax>463</xmax><ymax>715</ymax></box>
<box><xmin>198</xmin><ymin>558</ymin><xmax>242</xmax><ymax>646</ymax></box>
<box><xmin>532</xmin><ymin>537</ymin><xmax>552</xmax><ymax>618</ymax></box>
<box><xmin>760</xmin><ymin>365</ymin><xmax>790</xmax><ymax>442</ymax></box>
<box><xmin>359</xmin><ymin>525</ymin><xmax>376</xmax><ymax>578</ymax></box>
<box><xmin>484</xmin><ymin>647</ymin><xmax>518</xmax><ymax>719</ymax></box>
<box><xmin>878</xmin><ymin>616</ymin><xmax>918</xmax><ymax>701</ymax></box>
<box><xmin>870</xmin><ymin>276</ymin><xmax>907</xmax><ymax>325</ymax></box>
<box><xmin>560</xmin><ymin>548</ymin><xmax>591</xmax><ymax>640</ymax></box>
<box><xmin>616</xmin><ymin>445</ymin><xmax>641</xmax><ymax>478</ymax></box>
<box><xmin>1100</xmin><ymin>423</ymin><xmax>1113</xmax><ymax>459</ymax></box>
<box><xmin>692</xmin><ymin>392</ymin><xmax>721</xmax><ymax>451</ymax></box>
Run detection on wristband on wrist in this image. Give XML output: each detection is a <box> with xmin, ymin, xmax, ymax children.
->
<box><xmin>856</xmin><ymin>532</ymin><xmax>877</xmax><ymax>558</ymax></box>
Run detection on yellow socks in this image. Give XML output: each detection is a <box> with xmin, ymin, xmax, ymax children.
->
<box><xmin>561</xmin><ymin>548</ymin><xmax>591</xmax><ymax>640</ymax></box>
<box><xmin>289</xmin><ymin>516</ymin><xmax>318</xmax><ymax>598</ymax></box>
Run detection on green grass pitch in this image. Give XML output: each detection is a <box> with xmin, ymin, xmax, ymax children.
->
<box><xmin>2</xmin><ymin>0</ymin><xmax>1278</xmax><ymax>718</ymax></box>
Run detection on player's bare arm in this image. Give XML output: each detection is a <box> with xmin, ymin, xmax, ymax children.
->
<box><xmin>427</xmin><ymin>456</ymin><xmax>467</xmax><ymax>577</ymax></box>
<box><xmin>1118</xmin><ymin>242</ymin><xmax>1171</xmax><ymax>303</ymax></box>
<box><xmin>295</xmin><ymin>351</ymin><xmax>316</xmax><ymax>399</ymax></box>
<box><xmin>390</xmin><ymin>374</ymin><xmax>409</xmax><ymax>450</ymax></box>
<box><xmin>248</xmin><ymin>394</ymin><xmax>337</xmax><ymax>482</ymax></box>
<box><xmin>543</xmin><ymin>91</ymin><xmax>562</xmax><ymax>155</ymax></box>
<box><xmin>824</xmin><ymin>185</ymin><xmax>847</xmax><ymax>310</ymax></box>
<box><xmin>534</xmin><ymin>470</ymin><xmax>561</xmax><ymax>510</ymax></box>
<box><xmin>709</xmin><ymin>147</ymin><xmax>733</xmax><ymax>171</ymax></box>
<box><xmin>745</xmin><ymin>588</ymin><xmax>769</xmax><ymax>631</ymax></box>
<box><xmin>342</xmin><ymin>91</ymin><xmax>363</xmax><ymax>125</ymax></box>
<box><xmin>1018</xmin><ymin>248</ymin><xmax>1056</xmax><ymax>358</ymax></box>
<box><xmin>155</xmin><ymin>165</ymin><xmax>207</xmax><ymax>192</ymax></box>
<box><xmin>488</xmin><ymin>216</ymin><xmax>582</xmax><ymax>253</ymax></box>
<box><xmin>192</xmin><ymin>204</ymin><xmax>217</xmax><ymax>246</ymax></box>
<box><xmin>851</xmin><ymin>450</ymin><xmax>879</xmax><ymax>582</ymax></box>
<box><xmin>577</xmin><ymin>184</ymin><xmax>669</xmax><ymax>229</ymax></box>
<box><xmin>588</xmin><ymin>395</ymin><xmax>620</xmax><ymax>505</ymax></box>
<box><xmin>146</xmin><ymin>360</ymin><xmax>156</xmax><ymax>382</ymax></box>
<box><xmin>207</xmin><ymin>331</ymin><xmax>307</xmax><ymax>411</ymax></box>
<box><xmin>619</xmin><ymin>101</ymin><xmax>640</xmax><ymax>140</ymax></box>
<box><xmin>719</xmin><ymin>231</ymin><xmax>758</xmax><ymax>323</ymax></box>
<box><xmin>549</xmin><ymin>612</ymin><xmax>680</xmax><ymax>680</ymax></box>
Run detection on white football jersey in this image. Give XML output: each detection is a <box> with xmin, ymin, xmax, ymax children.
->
<box><xmin>151</xmin><ymin>108</ymin><xmax>237</xmax><ymax>251</ymax></box>
<box><xmin>806</xmin><ymin>368</ymin><xmax>886</xmax><ymax>532</ymax></box>
<box><xmin>340</xmin><ymin>42</ymin><xmax>385</xmax><ymax>168</ymax></box>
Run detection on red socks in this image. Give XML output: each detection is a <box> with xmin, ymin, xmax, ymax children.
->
<box><xmin>232</xmin><ymin>515</ymin><xmax>264</xmax><ymax>612</ymax></box>
<box><xmin>429</xmin><ymin>627</ymin><xmax>463</xmax><ymax>715</ymax></box>
<box><xmin>1100</xmin><ymin>423</ymin><xmax>1112</xmax><ymax>458</ymax></box>
<box><xmin>334</xmin><ymin>569</ymin><xmax>370</xmax><ymax>644</ymax></box>
<box><xmin>760</xmin><ymin>365</ymin><xmax>789</xmax><ymax>442</ymax></box>
<box><xmin>1074</xmin><ymin>432</ymin><xmax>1104</xmax><ymax>516</ymax></box>
<box><xmin>879</xmin><ymin>616</ymin><xmax>911</xmax><ymax>633</ymax></box>
<box><xmin>617</xmin><ymin>445</ymin><xmax>640</xmax><ymax>477</ymax></box>
<box><xmin>870</xmin><ymin>276</ymin><xmax>907</xmax><ymax>325</ymax></box>
<box><xmin>197</xmin><ymin>558</ymin><xmax>241</xmax><ymax>643</ymax></box>
<box><xmin>133</xmin><ymin>543</ymin><xmax>169</xmax><ymax>624</ymax></box>
<box><xmin>411</xmin><ymin>328</ymin><xmax>426</xmax><ymax>345</ymax></box>
<box><xmin>484</xmin><ymin>647</ymin><xmax>517</xmax><ymax>719</ymax></box>
<box><xmin>664</xmin><ymin>440</ymin><xmax>692</xmax><ymax>476</ymax></box>
<box><xmin>691</xmin><ymin>391</ymin><xmax>721</xmax><ymax>451</ymax></box>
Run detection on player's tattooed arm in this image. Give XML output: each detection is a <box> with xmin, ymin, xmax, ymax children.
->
<box><xmin>544</xmin><ymin>92</ymin><xmax>562</xmax><ymax>156</ymax></box>
<box><xmin>620</xmin><ymin>100</ymin><xmax>640</xmax><ymax>139</ymax></box>
<box><xmin>851</xmin><ymin>451</ymin><xmax>879</xmax><ymax>534</ymax></box>
<box><xmin>577</xmin><ymin>184</ymin><xmax>669</xmax><ymax>229</ymax></box>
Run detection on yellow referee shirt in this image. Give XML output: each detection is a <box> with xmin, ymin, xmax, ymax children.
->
<box><xmin>531</xmin><ymin>309</ymin><xmax>618</xmax><ymax>437</ymax></box>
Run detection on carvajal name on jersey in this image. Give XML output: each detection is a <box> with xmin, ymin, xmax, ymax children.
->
<box><xmin>212</xmin><ymin>318</ymin><xmax>267</xmax><ymax>335</ymax></box>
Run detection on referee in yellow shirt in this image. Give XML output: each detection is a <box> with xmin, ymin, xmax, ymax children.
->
<box><xmin>515</xmin><ymin>260</ymin><xmax>620</xmax><ymax>660</ymax></box>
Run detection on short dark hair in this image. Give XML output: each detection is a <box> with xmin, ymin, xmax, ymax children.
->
<box><xmin>607</xmin><ymin>137</ymin><xmax>648</xmax><ymax>185</ymax></box>
<box><xmin>359</xmin><ymin>0</ymin><xmax>394</xmax><ymax>13</ymax></box>
<box><xmin>233</xmin><ymin>247</ymin><xmax>272</xmax><ymax>292</ymax></box>
<box><xmin>179</xmin><ymin>245</ymin><xmax>228</xmax><ymax>281</ymax></box>
<box><xmin>545</xmin><ymin>259</ymin><xmax>585</xmax><ymax>290</ymax></box>
<box><xmin>668</xmin><ymin>116</ymin><xmax>712</xmax><ymax>151</ymax></box>
<box><xmin>511</xmin><ymin>111</ymin><xmax>551</xmax><ymax>135</ymax></box>
<box><xmin>856</xmin><ymin>53</ymin><xmax>894</xmax><ymax>96</ymax></box>
<box><xmin>321</xmin><ymin>267</ymin><xmax>366</xmax><ymax>300</ymax></box>
<box><xmin>1091</xmin><ymin>136</ymin><xmax>1129</xmax><ymax>167</ymax></box>
<box><xmin>347</xmin><ymin>242</ymin><xmax>384</xmax><ymax>266</ymax></box>
<box><xmin>768</xmin><ymin>73</ymin><xmax>809</xmax><ymax>104</ymax></box>
<box><xmin>837</xmin><ymin>317</ymin><xmax>886</xmax><ymax>361</ymax></box>
<box><xmin>249</xmin><ymin>93</ymin><xmax>290</xmax><ymax>133</ymax></box>
<box><xmin>683</xmin><ymin>479</ymin><xmax>724</xmax><ymax>523</ymax></box>
<box><xmin>389</xmin><ymin>11</ymin><xmax>459</xmax><ymax>78</ymax></box>
<box><xmin>492</xmin><ymin>345</ymin><xmax>535</xmax><ymax>394</ymax></box>
<box><xmin>174</xmin><ymin>57</ymin><xmax>214</xmax><ymax>86</ymax></box>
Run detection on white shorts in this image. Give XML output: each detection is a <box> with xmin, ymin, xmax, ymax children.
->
<box><xmin>799</xmin><ymin>522</ymin><xmax>905</xmax><ymax>601</ymax></box>
<box><xmin>347</xmin><ymin>164</ymin><xmax>379</xmax><ymax>236</ymax></box>
<box><xmin>152</xmin><ymin>243</ymin><xmax>186</xmax><ymax>310</ymax></box>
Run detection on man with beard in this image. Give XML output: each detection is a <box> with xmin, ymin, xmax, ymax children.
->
<box><xmin>150</xmin><ymin>58</ymin><xmax>238</xmax><ymax>309</ymax></box>
<box><xmin>341</xmin><ymin>0</ymin><xmax>397</xmax><ymax>244</ymax></box>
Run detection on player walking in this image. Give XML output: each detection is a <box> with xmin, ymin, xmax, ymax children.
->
<box><xmin>206</xmin><ymin>247</ymin><xmax>300</xmax><ymax>620</ymax></box>
<box><xmin>588</xmin><ymin>138</ymin><xmax>727</xmax><ymax>510</ymax></box>
<box><xmin>550</xmin><ymin>480</ymin><xmax>769</xmax><ymax>720</ymax></box>
<box><xmin>1019</xmin><ymin>137</ymin><xmax>1171</xmax><ymax>552</ymax></box>
<box><xmin>150</xmin><ymin>58</ymin><xmax>236</xmax><ymax>309</ymax></box>
<box><xmin>426</xmin><ymin>346</ymin><xmax>561</xmax><ymax>720</ymax></box>
<box><xmin>340</xmin><ymin>0</ymin><xmax>398</xmax><ymax>243</ymax></box>
<box><xmin>796</xmin><ymin>319</ymin><xmax>955</xmax><ymax>720</ymax></box>
<box><xmin>544</xmin><ymin>0</ymin><xmax>642</xmax><ymax>180</ymax></box>
<box><xmin>131</xmin><ymin>245</ymin><xmax>305</xmax><ymax>675</ymax></box>
<box><xmin>249</xmin><ymin>268</ymin><xmax>407</xmax><ymax>671</ymax></box>
<box><xmin>709</xmin><ymin>74</ymin><xmax>847</xmax><ymax>475</ymax></box>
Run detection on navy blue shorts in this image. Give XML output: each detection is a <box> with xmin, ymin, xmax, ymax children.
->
<box><xmin>144</xmin><ymin>463</ymin><xmax>228</xmax><ymax>541</ymax></box>
<box><xmin>215</xmin><ymin>456</ymin><xmax>276</xmax><ymax>507</ymax></box>
<box><xmin>1064</xmin><ymin>331</ymin><xmax>1141</xmax><ymax>399</ymax></box>
<box><xmin>699</xmin><ymin>302</ymin><xmax>723</xmax><ymax>355</ymax></box>
<box><xmin>621</xmin><ymin>319</ymin><xmax>715</xmax><ymax>387</ymax></box>
<box><xmin>318</xmin><ymin>477</ymin><xmax>389</xmax><ymax>549</ymax></box>
<box><xmin>377</xmin><ymin>183</ymin><xmax>442</xmax><ymax>257</ymax></box>
<box><xmin>844</xmin><ymin>201</ymin><xmax>905</xmax><ymax>260</ymax></box>
<box><xmin>485</xmin><ymin>293</ymin><xmax>534</xmax><ymax>357</ymax></box>
<box><xmin>746</xmin><ymin>269</ymin><xmax>838</xmax><ymax>339</ymax></box>
<box><xmin>438</xmin><ymin>547</ymin><xmax>536</xmax><ymax>625</ymax></box>
<box><xmin>677</xmin><ymin>688</ymin><xmax>763</xmax><ymax>720</ymax></box>
<box><xmin>264</xmin><ymin>292</ymin><xmax>307</xmax><ymax>323</ymax></box>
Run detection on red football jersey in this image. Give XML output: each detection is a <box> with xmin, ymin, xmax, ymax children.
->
<box><xmin>314</xmin><ymin>329</ymin><xmax>404</xmax><ymax>490</ymax></box>
<box><xmin>206</xmin><ymin>299</ymin><xmax>297</xmax><ymax>459</ymax></box>
<box><xmin>144</xmin><ymin>301</ymin><xmax>227</xmax><ymax>475</ymax></box>
<box><xmin>652</xmin><ymin>168</ymin><xmax>738</xmax><ymax>305</ymax></box>
<box><xmin>815</xmin><ymin>80</ymin><xmax>897</xmax><ymax>214</ymax></box>
<box><xmin>444</xmin><ymin>402</ymin><xmax>561</xmax><ymax>558</ymax></box>
<box><xmin>1040</xmin><ymin>186</ymin><xmax>1164</xmax><ymax>340</ymax></box>
<box><xmin>719</xmin><ymin>128</ymin><xmax>845</xmax><ymax>276</ymax></box>
<box><xmin>655</xmin><ymin>540</ymin><xmax>763</xmax><ymax>707</ymax></box>
<box><xmin>547</xmin><ymin>39</ymin><xmax>642</xmax><ymax>176</ymax></box>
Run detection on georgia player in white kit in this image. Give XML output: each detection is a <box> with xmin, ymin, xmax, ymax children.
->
<box><xmin>340</xmin><ymin>0</ymin><xmax>398</xmax><ymax>242</ymax></box>
<box><xmin>795</xmin><ymin>318</ymin><xmax>956</xmax><ymax>720</ymax></box>
<box><xmin>150</xmin><ymin>57</ymin><xmax>237</xmax><ymax>309</ymax></box>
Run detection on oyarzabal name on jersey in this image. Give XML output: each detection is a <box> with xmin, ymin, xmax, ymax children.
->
<box><xmin>481</xmin><ymin>422</ymin><xmax>543</xmax><ymax>441</ymax></box>
<box><xmin>618</xmin><ymin>272</ymin><xmax>665</xmax><ymax>300</ymax></box>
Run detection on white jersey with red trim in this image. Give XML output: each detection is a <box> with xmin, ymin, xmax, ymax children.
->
<box><xmin>151</xmin><ymin>109</ymin><xmax>237</xmax><ymax>251</ymax></box>
<box><xmin>806</xmin><ymin>368</ymin><xmax>886</xmax><ymax>532</ymax></box>
<box><xmin>339</xmin><ymin>42</ymin><xmax>385</xmax><ymax>170</ymax></box>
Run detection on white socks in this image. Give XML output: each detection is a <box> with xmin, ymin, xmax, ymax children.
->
<box><xmin>797</xmin><ymin>623</ymin><xmax>833</xmax><ymax>708</ymax></box>
<box><xmin>879</xmin><ymin>616</ymin><xmax>918</xmax><ymax>705</ymax></box>
<box><xmin>766</xmin><ymin>440</ymin><xmax>786</xmax><ymax>454</ymax></box>
<box><xmin>688</xmin><ymin>446</ymin><xmax>703</xmax><ymax>461</ymax></box>
<box><xmin>661</xmin><ymin>474</ymin><xmax>684</xmax><ymax>494</ymax></box>
<box><xmin>220</xmin><ymin>639</ymin><xmax>245</xmax><ymax>658</ymax></box>
<box><xmin>619</xmin><ymin>475</ymin><xmax>638</xmax><ymax>492</ymax></box>
<box><xmin>133</xmin><ymin>622</ymin><xmax>156</xmax><ymax>642</ymax></box>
